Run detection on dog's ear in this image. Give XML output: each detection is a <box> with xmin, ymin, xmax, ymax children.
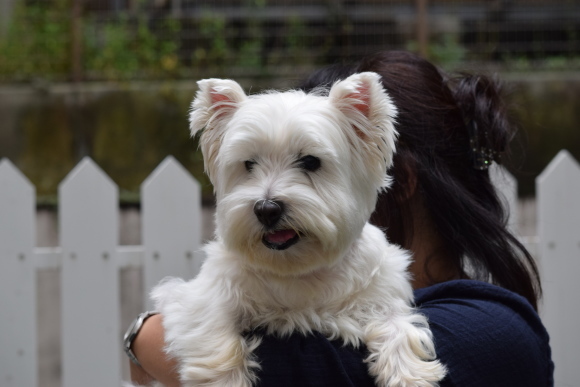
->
<box><xmin>329</xmin><ymin>72</ymin><xmax>398</xmax><ymax>188</ymax></box>
<box><xmin>189</xmin><ymin>79</ymin><xmax>247</xmax><ymax>183</ymax></box>
<box><xmin>189</xmin><ymin>78</ymin><xmax>247</xmax><ymax>137</ymax></box>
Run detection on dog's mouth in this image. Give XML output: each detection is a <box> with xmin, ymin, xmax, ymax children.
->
<box><xmin>262</xmin><ymin>229</ymin><xmax>300</xmax><ymax>250</ymax></box>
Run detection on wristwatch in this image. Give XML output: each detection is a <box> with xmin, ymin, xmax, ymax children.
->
<box><xmin>123</xmin><ymin>311</ymin><xmax>159</xmax><ymax>368</ymax></box>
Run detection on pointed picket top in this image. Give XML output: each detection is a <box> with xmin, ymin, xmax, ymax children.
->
<box><xmin>58</xmin><ymin>157</ymin><xmax>121</xmax><ymax>387</ymax></box>
<box><xmin>0</xmin><ymin>158</ymin><xmax>35</xmax><ymax>252</ymax></box>
<box><xmin>0</xmin><ymin>158</ymin><xmax>35</xmax><ymax>209</ymax></box>
<box><xmin>0</xmin><ymin>159</ymin><xmax>38</xmax><ymax>386</ymax></box>
<box><xmin>0</xmin><ymin>158</ymin><xmax>32</xmax><ymax>183</ymax></box>
<box><xmin>142</xmin><ymin>155</ymin><xmax>199</xmax><ymax>190</ymax></box>
<box><xmin>142</xmin><ymin>156</ymin><xmax>203</xmax><ymax>309</ymax></box>
<box><xmin>536</xmin><ymin>150</ymin><xmax>580</xmax><ymax>387</ymax></box>
<box><xmin>536</xmin><ymin>150</ymin><xmax>580</xmax><ymax>251</ymax></box>
<box><xmin>490</xmin><ymin>164</ymin><xmax>518</xmax><ymax>234</ymax></box>
<box><xmin>0</xmin><ymin>158</ymin><xmax>35</xmax><ymax>253</ymax></box>
<box><xmin>59</xmin><ymin>157</ymin><xmax>118</xmax><ymax>251</ymax></box>
<box><xmin>537</xmin><ymin>149</ymin><xmax>580</xmax><ymax>186</ymax></box>
<box><xmin>59</xmin><ymin>156</ymin><xmax>116</xmax><ymax>194</ymax></box>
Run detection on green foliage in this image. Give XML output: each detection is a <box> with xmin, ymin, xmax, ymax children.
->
<box><xmin>191</xmin><ymin>12</ymin><xmax>229</xmax><ymax>72</ymax></box>
<box><xmin>237</xmin><ymin>39</ymin><xmax>262</xmax><ymax>69</ymax></box>
<box><xmin>407</xmin><ymin>33</ymin><xmax>466</xmax><ymax>70</ymax></box>
<box><xmin>287</xmin><ymin>15</ymin><xmax>306</xmax><ymax>57</ymax></box>
<box><xmin>234</xmin><ymin>0</ymin><xmax>265</xmax><ymax>71</ymax></box>
<box><xmin>85</xmin><ymin>15</ymin><xmax>182</xmax><ymax>80</ymax></box>
<box><xmin>85</xmin><ymin>17</ymin><xmax>139</xmax><ymax>78</ymax></box>
<box><xmin>503</xmin><ymin>55</ymin><xmax>580</xmax><ymax>72</ymax></box>
<box><xmin>273</xmin><ymin>14</ymin><xmax>309</xmax><ymax>67</ymax></box>
<box><xmin>0</xmin><ymin>1</ymin><xmax>182</xmax><ymax>81</ymax></box>
<box><xmin>429</xmin><ymin>34</ymin><xmax>467</xmax><ymax>69</ymax></box>
<box><xmin>2</xmin><ymin>0</ymin><xmax>580</xmax><ymax>82</ymax></box>
<box><xmin>0</xmin><ymin>2</ymin><xmax>70</xmax><ymax>80</ymax></box>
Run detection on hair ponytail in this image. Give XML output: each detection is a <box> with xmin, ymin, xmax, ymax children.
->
<box><xmin>361</xmin><ymin>52</ymin><xmax>542</xmax><ymax>310</ymax></box>
<box><xmin>448</xmin><ymin>73</ymin><xmax>541</xmax><ymax>308</ymax></box>
<box><xmin>452</xmin><ymin>74</ymin><xmax>510</xmax><ymax>170</ymax></box>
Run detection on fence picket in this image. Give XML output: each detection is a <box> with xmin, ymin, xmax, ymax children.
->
<box><xmin>141</xmin><ymin>156</ymin><xmax>203</xmax><ymax>310</ymax></box>
<box><xmin>490</xmin><ymin>164</ymin><xmax>519</xmax><ymax>234</ymax></box>
<box><xmin>537</xmin><ymin>150</ymin><xmax>580</xmax><ymax>387</ymax></box>
<box><xmin>0</xmin><ymin>159</ymin><xmax>37</xmax><ymax>387</ymax></box>
<box><xmin>59</xmin><ymin>158</ymin><xmax>121</xmax><ymax>387</ymax></box>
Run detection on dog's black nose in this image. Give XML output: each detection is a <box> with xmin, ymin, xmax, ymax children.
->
<box><xmin>254</xmin><ymin>200</ymin><xmax>283</xmax><ymax>228</ymax></box>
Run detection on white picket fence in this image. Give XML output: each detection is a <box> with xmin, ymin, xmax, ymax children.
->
<box><xmin>0</xmin><ymin>151</ymin><xmax>579</xmax><ymax>387</ymax></box>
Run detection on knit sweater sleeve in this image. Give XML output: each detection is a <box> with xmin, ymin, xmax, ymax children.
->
<box><xmin>415</xmin><ymin>280</ymin><xmax>554</xmax><ymax>387</ymax></box>
<box><xmin>252</xmin><ymin>279</ymin><xmax>554</xmax><ymax>387</ymax></box>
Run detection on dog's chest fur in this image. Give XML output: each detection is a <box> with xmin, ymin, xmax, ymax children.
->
<box><xmin>209</xmin><ymin>224</ymin><xmax>412</xmax><ymax>346</ymax></box>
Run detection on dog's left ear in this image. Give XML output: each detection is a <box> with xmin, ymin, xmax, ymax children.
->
<box><xmin>329</xmin><ymin>72</ymin><xmax>398</xmax><ymax>188</ymax></box>
<box><xmin>189</xmin><ymin>78</ymin><xmax>247</xmax><ymax>137</ymax></box>
<box><xmin>189</xmin><ymin>79</ymin><xmax>248</xmax><ymax>183</ymax></box>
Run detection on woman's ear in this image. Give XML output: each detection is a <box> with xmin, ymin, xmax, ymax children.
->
<box><xmin>397</xmin><ymin>153</ymin><xmax>418</xmax><ymax>201</ymax></box>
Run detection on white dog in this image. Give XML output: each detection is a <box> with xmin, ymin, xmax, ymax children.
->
<box><xmin>151</xmin><ymin>72</ymin><xmax>446</xmax><ymax>386</ymax></box>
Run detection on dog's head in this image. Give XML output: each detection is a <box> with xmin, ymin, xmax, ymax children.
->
<box><xmin>190</xmin><ymin>72</ymin><xmax>397</xmax><ymax>275</ymax></box>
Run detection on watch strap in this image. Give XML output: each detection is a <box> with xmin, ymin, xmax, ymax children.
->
<box><xmin>123</xmin><ymin>311</ymin><xmax>159</xmax><ymax>368</ymax></box>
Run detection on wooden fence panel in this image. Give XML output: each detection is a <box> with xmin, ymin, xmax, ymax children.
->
<box><xmin>0</xmin><ymin>159</ymin><xmax>37</xmax><ymax>387</ymax></box>
<box><xmin>490</xmin><ymin>164</ymin><xmax>541</xmax><ymax>264</ymax></box>
<box><xmin>59</xmin><ymin>158</ymin><xmax>121</xmax><ymax>387</ymax></box>
<box><xmin>537</xmin><ymin>150</ymin><xmax>580</xmax><ymax>387</ymax></box>
<box><xmin>490</xmin><ymin>164</ymin><xmax>519</xmax><ymax>234</ymax></box>
<box><xmin>141</xmin><ymin>156</ymin><xmax>203</xmax><ymax>310</ymax></box>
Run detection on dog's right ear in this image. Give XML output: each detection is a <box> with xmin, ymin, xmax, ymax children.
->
<box><xmin>189</xmin><ymin>78</ymin><xmax>247</xmax><ymax>137</ymax></box>
<box><xmin>329</xmin><ymin>72</ymin><xmax>398</xmax><ymax>190</ymax></box>
<box><xmin>189</xmin><ymin>79</ymin><xmax>247</xmax><ymax>183</ymax></box>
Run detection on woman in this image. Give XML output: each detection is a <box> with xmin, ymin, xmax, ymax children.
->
<box><xmin>126</xmin><ymin>51</ymin><xmax>553</xmax><ymax>386</ymax></box>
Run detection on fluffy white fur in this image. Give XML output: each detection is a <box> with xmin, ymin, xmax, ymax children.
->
<box><xmin>150</xmin><ymin>72</ymin><xmax>447</xmax><ymax>386</ymax></box>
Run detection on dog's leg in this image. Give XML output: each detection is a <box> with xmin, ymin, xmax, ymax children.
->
<box><xmin>152</xmin><ymin>278</ymin><xmax>261</xmax><ymax>387</ymax></box>
<box><xmin>364</xmin><ymin>310</ymin><xmax>447</xmax><ymax>387</ymax></box>
<box><xmin>177</xmin><ymin>330</ymin><xmax>261</xmax><ymax>387</ymax></box>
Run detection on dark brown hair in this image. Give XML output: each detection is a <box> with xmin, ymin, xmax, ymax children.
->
<box><xmin>299</xmin><ymin>51</ymin><xmax>541</xmax><ymax>310</ymax></box>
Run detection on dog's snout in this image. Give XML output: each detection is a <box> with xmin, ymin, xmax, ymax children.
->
<box><xmin>254</xmin><ymin>200</ymin><xmax>283</xmax><ymax>228</ymax></box>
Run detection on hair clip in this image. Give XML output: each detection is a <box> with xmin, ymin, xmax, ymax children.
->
<box><xmin>468</xmin><ymin>120</ymin><xmax>499</xmax><ymax>170</ymax></box>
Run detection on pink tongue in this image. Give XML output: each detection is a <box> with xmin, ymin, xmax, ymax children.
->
<box><xmin>265</xmin><ymin>229</ymin><xmax>297</xmax><ymax>244</ymax></box>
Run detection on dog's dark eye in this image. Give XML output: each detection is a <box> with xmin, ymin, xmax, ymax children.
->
<box><xmin>298</xmin><ymin>155</ymin><xmax>321</xmax><ymax>172</ymax></box>
<box><xmin>245</xmin><ymin>160</ymin><xmax>256</xmax><ymax>171</ymax></box>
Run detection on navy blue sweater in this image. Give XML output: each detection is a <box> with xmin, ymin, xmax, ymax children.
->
<box><xmin>252</xmin><ymin>280</ymin><xmax>554</xmax><ymax>387</ymax></box>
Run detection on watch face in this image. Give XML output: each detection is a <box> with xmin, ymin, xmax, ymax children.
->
<box><xmin>124</xmin><ymin>318</ymin><xmax>139</xmax><ymax>343</ymax></box>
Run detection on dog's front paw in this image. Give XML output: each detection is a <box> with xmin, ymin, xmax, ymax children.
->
<box><xmin>179</xmin><ymin>335</ymin><xmax>261</xmax><ymax>387</ymax></box>
<box><xmin>365</xmin><ymin>314</ymin><xmax>447</xmax><ymax>387</ymax></box>
<box><xmin>367</xmin><ymin>354</ymin><xmax>446</xmax><ymax>387</ymax></box>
